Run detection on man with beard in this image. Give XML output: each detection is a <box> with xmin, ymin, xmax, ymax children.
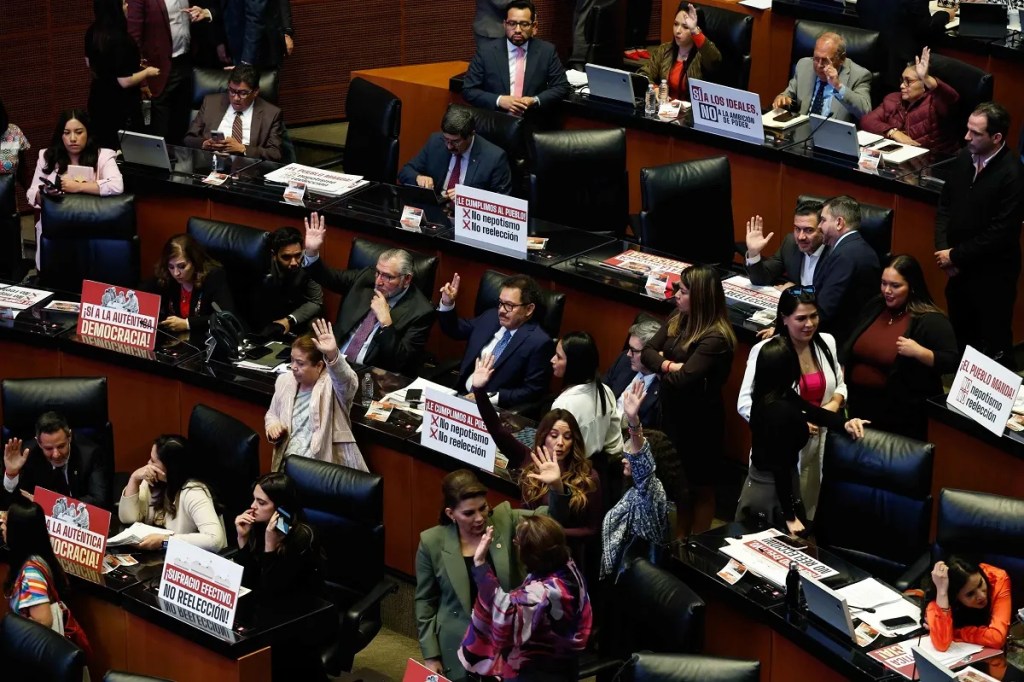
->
<box><xmin>744</xmin><ymin>199</ymin><xmax>826</xmax><ymax>287</ymax></box>
<box><xmin>252</xmin><ymin>225</ymin><xmax>322</xmax><ymax>337</ymax></box>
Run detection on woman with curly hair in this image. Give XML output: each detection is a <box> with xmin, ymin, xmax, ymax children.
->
<box><xmin>146</xmin><ymin>233</ymin><xmax>236</xmax><ymax>340</ymax></box>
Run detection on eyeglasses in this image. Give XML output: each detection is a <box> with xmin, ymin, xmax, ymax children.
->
<box><xmin>442</xmin><ymin>135</ymin><xmax>466</xmax><ymax>149</ymax></box>
<box><xmin>504</xmin><ymin>20</ymin><xmax>534</xmax><ymax>29</ymax></box>
<box><xmin>227</xmin><ymin>88</ymin><xmax>254</xmax><ymax>99</ymax></box>
<box><xmin>626</xmin><ymin>346</ymin><xmax>643</xmax><ymax>356</ymax></box>
<box><xmin>375</xmin><ymin>269</ymin><xmax>402</xmax><ymax>282</ymax></box>
<box><xmin>786</xmin><ymin>285</ymin><xmax>816</xmax><ymax>297</ymax></box>
<box><xmin>497</xmin><ymin>300</ymin><xmax>526</xmax><ymax>313</ymax></box>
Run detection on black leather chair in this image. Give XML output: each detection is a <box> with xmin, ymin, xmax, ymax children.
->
<box><xmin>620</xmin><ymin>652</ymin><xmax>760</xmax><ymax>682</ymax></box>
<box><xmin>797</xmin><ymin>193</ymin><xmax>893</xmax><ymax>262</ymax></box>
<box><xmin>104</xmin><ymin>673</ymin><xmax>174</xmax><ymax>682</ymax></box>
<box><xmin>699</xmin><ymin>5</ymin><xmax>754</xmax><ymax>90</ymax></box>
<box><xmin>1</xmin><ymin>376</ymin><xmax>114</xmax><ymax>508</ymax></box>
<box><xmin>343</xmin><ymin>77</ymin><xmax>402</xmax><ymax>183</ymax></box>
<box><xmin>0</xmin><ymin>173</ymin><xmax>20</xmax><ymax>279</ymax></box>
<box><xmin>791</xmin><ymin>20</ymin><xmax>884</xmax><ymax>108</ymax></box>
<box><xmin>450</xmin><ymin>104</ymin><xmax>529</xmax><ymax>198</ymax></box>
<box><xmin>814</xmin><ymin>429</ymin><xmax>934</xmax><ymax>586</ymax></box>
<box><xmin>347</xmin><ymin>237</ymin><xmax>439</xmax><ymax>300</ymax></box>
<box><xmin>38</xmin><ymin>193</ymin><xmax>139</xmax><ymax>291</ymax></box>
<box><xmin>529</xmin><ymin>129</ymin><xmax>629</xmax><ymax>238</ymax></box>
<box><xmin>186</xmin><ymin>217</ymin><xmax>272</xmax><ymax>330</ymax></box>
<box><xmin>283</xmin><ymin>455</ymin><xmax>397</xmax><ymax>675</ymax></box>
<box><xmin>639</xmin><ymin>156</ymin><xmax>734</xmax><ymax>265</ymax></box>
<box><xmin>0</xmin><ymin>612</ymin><xmax>86</xmax><ymax>682</ymax></box>
<box><xmin>475</xmin><ymin>269</ymin><xmax>566</xmax><ymax>340</ymax></box>
<box><xmin>187</xmin><ymin>403</ymin><xmax>260</xmax><ymax>541</ymax></box>
<box><xmin>927</xmin><ymin>54</ymin><xmax>993</xmax><ymax>138</ymax></box>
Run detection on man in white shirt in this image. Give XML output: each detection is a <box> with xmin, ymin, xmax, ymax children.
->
<box><xmin>745</xmin><ymin>199</ymin><xmax>826</xmax><ymax>288</ymax></box>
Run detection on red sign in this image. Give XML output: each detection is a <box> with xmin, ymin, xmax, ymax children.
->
<box><xmin>35</xmin><ymin>487</ymin><xmax>112</xmax><ymax>572</ymax></box>
<box><xmin>402</xmin><ymin>659</ymin><xmax>451</xmax><ymax>682</ymax></box>
<box><xmin>76</xmin><ymin>280</ymin><xmax>161</xmax><ymax>350</ymax></box>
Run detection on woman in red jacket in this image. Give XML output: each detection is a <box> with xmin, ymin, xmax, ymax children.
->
<box><xmin>924</xmin><ymin>556</ymin><xmax>1011</xmax><ymax>652</ymax></box>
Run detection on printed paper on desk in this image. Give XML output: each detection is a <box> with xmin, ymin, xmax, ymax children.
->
<box><xmin>689</xmin><ymin>79</ymin><xmax>765</xmax><ymax>145</ymax></box>
<box><xmin>723</xmin><ymin>275</ymin><xmax>782</xmax><ymax>311</ymax></box>
<box><xmin>77</xmin><ymin>280</ymin><xmax>160</xmax><ymax>350</ymax></box>
<box><xmin>0</xmin><ymin>284</ymin><xmax>51</xmax><ymax>310</ymax></box>
<box><xmin>421</xmin><ymin>387</ymin><xmax>496</xmax><ymax>471</ymax></box>
<box><xmin>454</xmin><ymin>185</ymin><xmax>528</xmax><ymax>259</ymax></box>
<box><xmin>158</xmin><ymin>537</ymin><xmax>243</xmax><ymax>630</ymax></box>
<box><xmin>403</xmin><ymin>658</ymin><xmax>452</xmax><ymax>682</ymax></box>
<box><xmin>947</xmin><ymin>345</ymin><xmax>1022</xmax><ymax>436</ymax></box>
<box><xmin>35</xmin><ymin>487</ymin><xmax>111</xmax><ymax>572</ymax></box>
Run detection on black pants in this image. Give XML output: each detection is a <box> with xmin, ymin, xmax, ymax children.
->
<box><xmin>946</xmin><ymin>270</ymin><xmax>1018</xmax><ymax>369</ymax></box>
<box><xmin>151</xmin><ymin>53</ymin><xmax>193</xmax><ymax>145</ymax></box>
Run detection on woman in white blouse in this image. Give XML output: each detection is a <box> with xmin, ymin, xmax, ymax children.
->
<box><xmin>551</xmin><ymin>331</ymin><xmax>624</xmax><ymax>459</ymax></box>
<box><xmin>118</xmin><ymin>434</ymin><xmax>227</xmax><ymax>551</ymax></box>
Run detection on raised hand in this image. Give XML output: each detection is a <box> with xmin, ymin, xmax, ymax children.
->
<box><xmin>622</xmin><ymin>379</ymin><xmax>647</xmax><ymax>424</ymax></box>
<box><xmin>310</xmin><ymin>318</ymin><xmax>338</xmax><ymax>361</ymax></box>
<box><xmin>915</xmin><ymin>46</ymin><xmax>930</xmax><ymax>82</ymax></box>
<box><xmin>3</xmin><ymin>437</ymin><xmax>29</xmax><ymax>476</ymax></box>
<box><xmin>681</xmin><ymin>3</ymin><xmax>699</xmax><ymax>30</ymax></box>
<box><xmin>472</xmin><ymin>526</ymin><xmax>494</xmax><ymax>567</ymax></box>
<box><xmin>303</xmin><ymin>212</ymin><xmax>326</xmax><ymax>257</ymax></box>
<box><xmin>745</xmin><ymin>215</ymin><xmax>774</xmax><ymax>257</ymax></box>
<box><xmin>439</xmin><ymin>273</ymin><xmax>460</xmax><ymax>307</ymax></box>
<box><xmin>471</xmin><ymin>353</ymin><xmax>496</xmax><ymax>391</ymax></box>
<box><xmin>527</xmin><ymin>445</ymin><xmax>563</xmax><ymax>493</ymax></box>
<box><xmin>824</xmin><ymin>63</ymin><xmax>841</xmax><ymax>91</ymax></box>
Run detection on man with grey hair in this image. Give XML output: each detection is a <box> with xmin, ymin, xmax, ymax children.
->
<box><xmin>398</xmin><ymin>106</ymin><xmax>512</xmax><ymax>199</ymax></box>
<box><xmin>773</xmin><ymin>31</ymin><xmax>872</xmax><ymax>122</ymax></box>
<box><xmin>301</xmin><ymin>212</ymin><xmax>435</xmax><ymax>374</ymax></box>
<box><xmin>603</xmin><ymin>318</ymin><xmax>662</xmax><ymax>427</ymax></box>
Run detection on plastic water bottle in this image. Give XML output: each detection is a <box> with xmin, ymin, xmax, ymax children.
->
<box><xmin>644</xmin><ymin>84</ymin><xmax>658</xmax><ymax>117</ymax></box>
<box><xmin>658</xmin><ymin>80</ymin><xmax>668</xmax><ymax>105</ymax></box>
<box><xmin>142</xmin><ymin>99</ymin><xmax>152</xmax><ymax>127</ymax></box>
<box><xmin>361</xmin><ymin>372</ymin><xmax>374</xmax><ymax>407</ymax></box>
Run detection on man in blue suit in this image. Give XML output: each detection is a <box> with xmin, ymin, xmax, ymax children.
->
<box><xmin>603</xmin><ymin>318</ymin><xmax>662</xmax><ymax>427</ymax></box>
<box><xmin>462</xmin><ymin>0</ymin><xmax>570</xmax><ymax>115</ymax></box>
<box><xmin>438</xmin><ymin>273</ymin><xmax>553</xmax><ymax>407</ymax></box>
<box><xmin>397</xmin><ymin>107</ymin><xmax>512</xmax><ymax>198</ymax></box>
<box><xmin>813</xmin><ymin>195</ymin><xmax>881</xmax><ymax>342</ymax></box>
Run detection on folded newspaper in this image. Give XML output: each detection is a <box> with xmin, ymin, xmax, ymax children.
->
<box><xmin>263</xmin><ymin>163</ymin><xmax>368</xmax><ymax>197</ymax></box>
<box><xmin>107</xmin><ymin>522</ymin><xmax>173</xmax><ymax>547</ymax></box>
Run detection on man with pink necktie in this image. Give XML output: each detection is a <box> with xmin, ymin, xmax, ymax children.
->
<box><xmin>462</xmin><ymin>0</ymin><xmax>570</xmax><ymax>114</ymax></box>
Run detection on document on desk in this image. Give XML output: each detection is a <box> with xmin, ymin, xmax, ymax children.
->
<box><xmin>836</xmin><ymin>578</ymin><xmax>920</xmax><ymax>637</ymax></box>
<box><xmin>107</xmin><ymin>522</ymin><xmax>173</xmax><ymax>547</ymax></box>
<box><xmin>720</xmin><ymin>530</ymin><xmax>837</xmax><ymax>587</ymax></box>
<box><xmin>385</xmin><ymin>377</ymin><xmax>457</xmax><ymax>415</ymax></box>
<box><xmin>263</xmin><ymin>163</ymin><xmax>368</xmax><ymax>197</ymax></box>
<box><xmin>869</xmin><ymin>638</ymin><xmax>992</xmax><ymax>679</ymax></box>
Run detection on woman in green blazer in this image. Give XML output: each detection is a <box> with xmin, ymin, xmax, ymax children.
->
<box><xmin>415</xmin><ymin>457</ymin><xmax>569</xmax><ymax>680</ymax></box>
<box><xmin>641</xmin><ymin>2</ymin><xmax>722</xmax><ymax>101</ymax></box>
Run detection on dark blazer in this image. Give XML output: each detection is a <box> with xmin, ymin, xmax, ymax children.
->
<box><xmin>183</xmin><ymin>95</ymin><xmax>285</xmax><ymax>161</ymax></box>
<box><xmin>812</xmin><ymin>231</ymin><xmax>880</xmax><ymax>343</ymax></box>
<box><xmin>603</xmin><ymin>353</ymin><xmax>660</xmax><ymax>427</ymax></box>
<box><xmin>126</xmin><ymin>0</ymin><xmax>176</xmax><ymax>98</ymax></box>
<box><xmin>397</xmin><ymin>133</ymin><xmax>512</xmax><ymax>196</ymax></box>
<box><xmin>305</xmin><ymin>259</ymin><xmax>435</xmax><ymax>375</ymax></box>
<box><xmin>261</xmin><ymin>0</ymin><xmax>292</xmax><ymax>68</ymax></box>
<box><xmin>219</xmin><ymin>0</ymin><xmax>268</xmax><ymax>66</ymax></box>
<box><xmin>439</xmin><ymin>308</ymin><xmax>553</xmax><ymax>407</ymax></box>
<box><xmin>462</xmin><ymin>37</ymin><xmax>570</xmax><ymax>110</ymax></box>
<box><xmin>146</xmin><ymin>266</ymin><xmax>237</xmax><ymax>341</ymax></box>
<box><xmin>251</xmin><ymin>259</ymin><xmax>323</xmax><ymax>334</ymax></box>
<box><xmin>1</xmin><ymin>435</ymin><xmax>111</xmax><ymax>511</ymax></box>
<box><xmin>746</xmin><ymin>233</ymin><xmax>816</xmax><ymax>286</ymax></box>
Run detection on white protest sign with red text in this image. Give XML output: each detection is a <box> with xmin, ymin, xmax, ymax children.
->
<box><xmin>158</xmin><ymin>537</ymin><xmax>244</xmax><ymax>629</ymax></box>
<box><xmin>77</xmin><ymin>280</ymin><xmax>160</xmax><ymax>350</ymax></box>
<box><xmin>947</xmin><ymin>345</ymin><xmax>1022</xmax><ymax>437</ymax></box>
<box><xmin>454</xmin><ymin>185</ymin><xmax>529</xmax><ymax>259</ymax></box>
<box><xmin>35</xmin><ymin>487</ymin><xmax>111</xmax><ymax>572</ymax></box>
<box><xmin>421</xmin><ymin>387</ymin><xmax>496</xmax><ymax>471</ymax></box>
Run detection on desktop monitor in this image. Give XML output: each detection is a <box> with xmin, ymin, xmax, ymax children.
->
<box><xmin>801</xmin><ymin>575</ymin><xmax>857</xmax><ymax>643</ymax></box>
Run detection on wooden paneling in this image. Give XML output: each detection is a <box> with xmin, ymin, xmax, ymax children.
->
<box><xmin>701</xmin><ymin>593</ymin><xmax>773</xmax><ymax>682</ymax></box>
<box><xmin>67</xmin><ymin>592</ymin><xmax>128</xmax><ymax>682</ymax></box>
<box><xmin>136</xmin><ymin>194</ymin><xmax>211</xmax><ymax>282</ymax></box>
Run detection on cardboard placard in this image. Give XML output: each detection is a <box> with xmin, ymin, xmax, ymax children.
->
<box><xmin>688</xmin><ymin>79</ymin><xmax>766</xmax><ymax>145</ymax></box>
<box><xmin>35</xmin><ymin>487</ymin><xmax>111</xmax><ymax>572</ymax></box>
<box><xmin>947</xmin><ymin>345</ymin><xmax>1022</xmax><ymax>437</ymax></box>
<box><xmin>77</xmin><ymin>280</ymin><xmax>161</xmax><ymax>350</ymax></box>
<box><xmin>454</xmin><ymin>185</ymin><xmax>529</xmax><ymax>259</ymax></box>
<box><xmin>403</xmin><ymin>658</ymin><xmax>452</xmax><ymax>682</ymax></box>
<box><xmin>421</xmin><ymin>387</ymin><xmax>496</xmax><ymax>471</ymax></box>
<box><xmin>158</xmin><ymin>537</ymin><xmax>244</xmax><ymax>630</ymax></box>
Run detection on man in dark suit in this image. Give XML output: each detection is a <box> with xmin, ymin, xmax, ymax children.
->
<box><xmin>935</xmin><ymin>102</ymin><xmax>1024</xmax><ymax>366</ymax></box>
<box><xmin>250</xmin><ymin>225</ymin><xmax>322</xmax><ymax>337</ymax></box>
<box><xmin>745</xmin><ymin>199</ymin><xmax>826</xmax><ymax>287</ymax></box>
<box><xmin>183</xmin><ymin>65</ymin><xmax>284</xmax><ymax>161</ymax></box>
<box><xmin>462</xmin><ymin>0</ymin><xmax>570</xmax><ymax>115</ymax></box>
<box><xmin>438</xmin><ymin>272</ymin><xmax>553</xmax><ymax>407</ymax></box>
<box><xmin>773</xmin><ymin>31</ymin><xmax>872</xmax><ymax>123</ymax></box>
<box><xmin>398</xmin><ymin>107</ymin><xmax>512</xmax><ymax>199</ymax></box>
<box><xmin>814</xmin><ymin>195</ymin><xmax>882</xmax><ymax>342</ymax></box>
<box><xmin>2</xmin><ymin>412</ymin><xmax>111</xmax><ymax>510</ymax></box>
<box><xmin>301</xmin><ymin>213</ymin><xmax>435</xmax><ymax>375</ymax></box>
<box><xmin>603</xmin><ymin>319</ymin><xmax>661</xmax><ymax>427</ymax></box>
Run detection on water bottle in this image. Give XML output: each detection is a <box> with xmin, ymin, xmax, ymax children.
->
<box><xmin>785</xmin><ymin>561</ymin><xmax>802</xmax><ymax>611</ymax></box>
<box><xmin>658</xmin><ymin>80</ymin><xmax>668</xmax><ymax>105</ymax></box>
<box><xmin>361</xmin><ymin>372</ymin><xmax>374</xmax><ymax>407</ymax></box>
<box><xmin>142</xmin><ymin>99</ymin><xmax>152</xmax><ymax>127</ymax></box>
<box><xmin>644</xmin><ymin>84</ymin><xmax>658</xmax><ymax>117</ymax></box>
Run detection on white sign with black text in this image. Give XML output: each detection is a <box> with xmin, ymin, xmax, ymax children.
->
<box><xmin>421</xmin><ymin>387</ymin><xmax>497</xmax><ymax>471</ymax></box>
<box><xmin>688</xmin><ymin>78</ymin><xmax>765</xmax><ymax>145</ymax></box>
<box><xmin>158</xmin><ymin>537</ymin><xmax>244</xmax><ymax>630</ymax></box>
<box><xmin>947</xmin><ymin>345</ymin><xmax>1022</xmax><ymax>437</ymax></box>
<box><xmin>454</xmin><ymin>185</ymin><xmax>529</xmax><ymax>259</ymax></box>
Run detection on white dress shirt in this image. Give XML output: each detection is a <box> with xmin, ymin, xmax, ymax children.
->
<box><xmin>216</xmin><ymin>102</ymin><xmax>254</xmax><ymax>145</ymax></box>
<box><xmin>801</xmin><ymin>243</ymin><xmax>826</xmax><ymax>285</ymax></box>
<box><xmin>165</xmin><ymin>0</ymin><xmax>191</xmax><ymax>57</ymax></box>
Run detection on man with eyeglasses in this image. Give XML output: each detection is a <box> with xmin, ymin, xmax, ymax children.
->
<box><xmin>301</xmin><ymin>213</ymin><xmax>435</xmax><ymax>375</ymax></box>
<box><xmin>744</xmin><ymin>199</ymin><xmax>826</xmax><ymax>288</ymax></box>
<box><xmin>437</xmin><ymin>272</ymin><xmax>553</xmax><ymax>407</ymax></box>
<box><xmin>249</xmin><ymin>225</ymin><xmax>323</xmax><ymax>338</ymax></box>
<box><xmin>772</xmin><ymin>31</ymin><xmax>872</xmax><ymax>123</ymax></box>
<box><xmin>398</xmin><ymin>107</ymin><xmax>512</xmax><ymax>200</ymax></box>
<box><xmin>603</xmin><ymin>319</ymin><xmax>662</xmax><ymax>427</ymax></box>
<box><xmin>462</xmin><ymin>0</ymin><xmax>570</xmax><ymax>115</ymax></box>
<box><xmin>184</xmin><ymin>64</ymin><xmax>284</xmax><ymax>161</ymax></box>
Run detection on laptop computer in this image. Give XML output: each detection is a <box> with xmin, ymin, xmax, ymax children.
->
<box><xmin>118</xmin><ymin>130</ymin><xmax>172</xmax><ymax>171</ymax></box>
<box><xmin>808</xmin><ymin>114</ymin><xmax>861</xmax><ymax>159</ymax></box>
<box><xmin>585</xmin><ymin>63</ymin><xmax>641</xmax><ymax>107</ymax></box>
<box><xmin>801</xmin><ymin>575</ymin><xmax>857</xmax><ymax>643</ymax></box>
<box><xmin>911</xmin><ymin>646</ymin><xmax>958</xmax><ymax>681</ymax></box>
<box><xmin>958</xmin><ymin>2</ymin><xmax>1008</xmax><ymax>40</ymax></box>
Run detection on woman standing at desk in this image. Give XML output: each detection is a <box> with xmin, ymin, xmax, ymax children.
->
<box><xmin>148</xmin><ymin>233</ymin><xmax>235</xmax><ymax>340</ymax></box>
<box><xmin>264</xmin><ymin>318</ymin><xmax>365</xmax><ymax>472</ymax></box>
<box><xmin>926</xmin><ymin>556</ymin><xmax>1011</xmax><ymax>652</ymax></box>
<box><xmin>550</xmin><ymin>331</ymin><xmax>623</xmax><ymax>460</ymax></box>
<box><xmin>640</xmin><ymin>2</ymin><xmax>721</xmax><ymax>101</ymax></box>
<box><xmin>641</xmin><ymin>264</ymin><xmax>735</xmax><ymax>536</ymax></box>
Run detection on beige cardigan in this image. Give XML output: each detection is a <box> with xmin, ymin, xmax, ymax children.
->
<box><xmin>265</xmin><ymin>353</ymin><xmax>367</xmax><ymax>472</ymax></box>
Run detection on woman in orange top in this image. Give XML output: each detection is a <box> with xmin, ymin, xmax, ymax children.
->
<box><xmin>925</xmin><ymin>556</ymin><xmax>1011</xmax><ymax>652</ymax></box>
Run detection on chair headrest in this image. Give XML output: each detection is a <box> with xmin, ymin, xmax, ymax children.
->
<box><xmin>284</xmin><ymin>455</ymin><xmax>383</xmax><ymax>525</ymax></box>
<box><xmin>40</xmin><ymin>194</ymin><xmax>136</xmax><ymax>239</ymax></box>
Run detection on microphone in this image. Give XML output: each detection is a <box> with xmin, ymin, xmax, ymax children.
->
<box><xmin>776</xmin><ymin>111</ymin><xmax>834</xmax><ymax>152</ymax></box>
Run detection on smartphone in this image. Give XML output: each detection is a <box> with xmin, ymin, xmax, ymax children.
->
<box><xmin>210</xmin><ymin>130</ymin><xmax>226</xmax><ymax>142</ymax></box>
<box><xmin>875</xmin><ymin>143</ymin><xmax>902</xmax><ymax>154</ymax></box>
<box><xmin>774</xmin><ymin>110</ymin><xmax>796</xmax><ymax>123</ymax></box>
<box><xmin>880</xmin><ymin>615</ymin><xmax>916</xmax><ymax>629</ymax></box>
<box><xmin>405</xmin><ymin>388</ymin><xmax>423</xmax><ymax>404</ymax></box>
<box><xmin>274</xmin><ymin>507</ymin><xmax>292</xmax><ymax>535</ymax></box>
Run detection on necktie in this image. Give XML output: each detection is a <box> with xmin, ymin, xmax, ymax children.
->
<box><xmin>810</xmin><ymin>79</ymin><xmax>825</xmax><ymax>116</ymax></box>
<box><xmin>231</xmin><ymin>111</ymin><xmax>243</xmax><ymax>143</ymax></box>
<box><xmin>492</xmin><ymin>330</ymin><xmax>513</xmax><ymax>359</ymax></box>
<box><xmin>512</xmin><ymin>47</ymin><xmax>526</xmax><ymax>98</ymax></box>
<box><xmin>345</xmin><ymin>310</ymin><xmax>378</xmax><ymax>361</ymax></box>
<box><xmin>446</xmin><ymin>153</ymin><xmax>463</xmax><ymax>192</ymax></box>
<box><xmin>51</xmin><ymin>465</ymin><xmax>70</xmax><ymax>496</ymax></box>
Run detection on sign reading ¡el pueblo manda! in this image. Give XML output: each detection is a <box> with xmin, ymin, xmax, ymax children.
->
<box><xmin>421</xmin><ymin>387</ymin><xmax>497</xmax><ymax>471</ymax></box>
<box><xmin>688</xmin><ymin>79</ymin><xmax>765</xmax><ymax>145</ymax></box>
<box><xmin>35</xmin><ymin>487</ymin><xmax>111</xmax><ymax>572</ymax></box>
<box><xmin>159</xmin><ymin>537</ymin><xmax>244</xmax><ymax>630</ymax></box>
<box><xmin>947</xmin><ymin>345</ymin><xmax>1023</xmax><ymax>436</ymax></box>
<box><xmin>454</xmin><ymin>185</ymin><xmax>529</xmax><ymax>259</ymax></box>
<box><xmin>77</xmin><ymin>280</ymin><xmax>161</xmax><ymax>350</ymax></box>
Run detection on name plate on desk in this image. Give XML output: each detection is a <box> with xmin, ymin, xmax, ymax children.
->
<box><xmin>158</xmin><ymin>537</ymin><xmax>243</xmax><ymax>630</ymax></box>
<box><xmin>688</xmin><ymin>79</ymin><xmax>765</xmax><ymax>145</ymax></box>
<box><xmin>36</xmin><ymin>487</ymin><xmax>111</xmax><ymax>572</ymax></box>
<box><xmin>948</xmin><ymin>345</ymin><xmax>1022</xmax><ymax>437</ymax></box>
<box><xmin>78</xmin><ymin>280</ymin><xmax>160</xmax><ymax>350</ymax></box>
<box><xmin>421</xmin><ymin>387</ymin><xmax>496</xmax><ymax>471</ymax></box>
<box><xmin>454</xmin><ymin>185</ymin><xmax>528</xmax><ymax>259</ymax></box>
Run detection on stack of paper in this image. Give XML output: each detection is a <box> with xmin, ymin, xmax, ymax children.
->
<box><xmin>107</xmin><ymin>522</ymin><xmax>173</xmax><ymax>547</ymax></box>
<box><xmin>836</xmin><ymin>578</ymin><xmax>920</xmax><ymax>637</ymax></box>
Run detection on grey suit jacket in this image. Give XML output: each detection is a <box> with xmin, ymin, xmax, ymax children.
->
<box><xmin>183</xmin><ymin>95</ymin><xmax>285</xmax><ymax>161</ymax></box>
<box><xmin>779</xmin><ymin>57</ymin><xmax>873</xmax><ymax>122</ymax></box>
